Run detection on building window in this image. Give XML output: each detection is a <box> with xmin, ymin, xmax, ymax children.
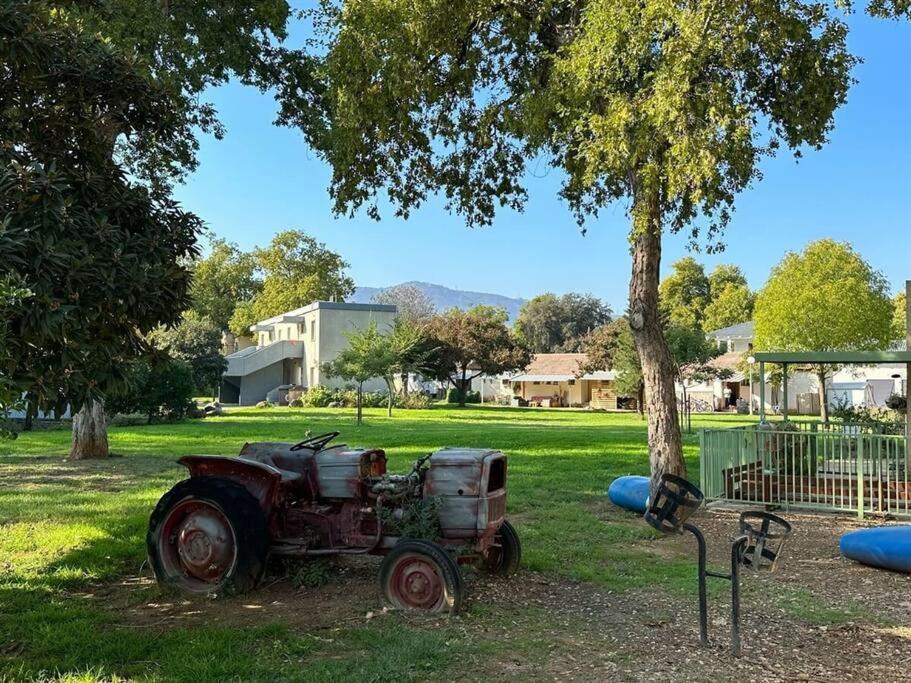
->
<box><xmin>311</xmin><ymin>322</ymin><xmax>316</xmax><ymax>342</ymax></box>
<box><xmin>309</xmin><ymin>366</ymin><xmax>315</xmax><ymax>386</ymax></box>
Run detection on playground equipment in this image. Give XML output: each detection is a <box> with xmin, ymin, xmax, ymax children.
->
<box><xmin>644</xmin><ymin>473</ymin><xmax>792</xmax><ymax>656</ymax></box>
<box><xmin>607</xmin><ymin>475</ymin><xmax>650</xmax><ymax>513</ymax></box>
<box><xmin>841</xmin><ymin>526</ymin><xmax>911</xmax><ymax>573</ymax></box>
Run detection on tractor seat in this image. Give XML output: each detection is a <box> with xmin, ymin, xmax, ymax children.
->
<box><xmin>238</xmin><ymin>454</ymin><xmax>303</xmax><ymax>482</ymax></box>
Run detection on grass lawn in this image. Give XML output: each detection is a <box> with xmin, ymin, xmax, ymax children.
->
<box><xmin>0</xmin><ymin>406</ymin><xmax>769</xmax><ymax>681</ymax></box>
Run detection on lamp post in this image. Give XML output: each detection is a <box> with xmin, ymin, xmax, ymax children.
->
<box><xmin>747</xmin><ymin>355</ymin><xmax>756</xmax><ymax>416</ymax></box>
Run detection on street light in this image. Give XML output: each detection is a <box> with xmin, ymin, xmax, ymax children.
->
<box><xmin>747</xmin><ymin>356</ymin><xmax>756</xmax><ymax>416</ymax></box>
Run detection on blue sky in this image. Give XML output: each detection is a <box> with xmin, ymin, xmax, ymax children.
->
<box><xmin>173</xmin><ymin>10</ymin><xmax>910</xmax><ymax>312</ymax></box>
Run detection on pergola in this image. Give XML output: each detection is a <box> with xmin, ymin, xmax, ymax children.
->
<box><xmin>753</xmin><ymin>350</ymin><xmax>911</xmax><ymax>462</ymax></box>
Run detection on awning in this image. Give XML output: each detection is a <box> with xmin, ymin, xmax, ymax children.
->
<box><xmin>510</xmin><ymin>371</ymin><xmax>617</xmax><ymax>382</ymax></box>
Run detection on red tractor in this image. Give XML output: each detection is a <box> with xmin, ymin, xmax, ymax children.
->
<box><xmin>147</xmin><ymin>432</ymin><xmax>520</xmax><ymax>613</ymax></box>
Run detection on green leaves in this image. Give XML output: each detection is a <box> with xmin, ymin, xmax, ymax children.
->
<box><xmin>754</xmin><ymin>240</ymin><xmax>895</xmax><ymax>353</ymax></box>
<box><xmin>297</xmin><ymin>0</ymin><xmax>855</xmax><ymax>240</ymax></box>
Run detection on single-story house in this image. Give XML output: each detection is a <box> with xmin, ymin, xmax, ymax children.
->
<box><xmin>509</xmin><ymin>353</ymin><xmax>636</xmax><ymax>410</ymax></box>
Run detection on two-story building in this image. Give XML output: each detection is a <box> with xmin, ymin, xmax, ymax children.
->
<box><xmin>219</xmin><ymin>301</ymin><xmax>397</xmax><ymax>406</ymax></box>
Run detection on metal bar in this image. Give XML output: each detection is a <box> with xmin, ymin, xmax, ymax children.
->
<box><xmin>731</xmin><ymin>536</ymin><xmax>747</xmax><ymax>657</ymax></box>
<box><xmin>857</xmin><ymin>433</ymin><xmax>865</xmax><ymax>520</ymax></box>
<box><xmin>759</xmin><ymin>361</ymin><xmax>766</xmax><ymax>421</ymax></box>
<box><xmin>684</xmin><ymin>522</ymin><xmax>709</xmax><ymax>646</ymax></box>
<box><xmin>782</xmin><ymin>363</ymin><xmax>789</xmax><ymax>421</ymax></box>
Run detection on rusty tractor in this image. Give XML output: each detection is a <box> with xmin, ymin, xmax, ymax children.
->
<box><xmin>147</xmin><ymin>432</ymin><xmax>520</xmax><ymax>613</ymax></box>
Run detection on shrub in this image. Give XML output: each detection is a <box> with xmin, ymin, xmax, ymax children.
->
<box><xmin>361</xmin><ymin>391</ymin><xmax>388</xmax><ymax>408</ymax></box>
<box><xmin>302</xmin><ymin>385</ymin><xmax>335</xmax><ymax>407</ymax></box>
<box><xmin>396</xmin><ymin>392</ymin><xmax>433</xmax><ymax>409</ymax></box>
<box><xmin>446</xmin><ymin>388</ymin><xmax>481</xmax><ymax>404</ymax></box>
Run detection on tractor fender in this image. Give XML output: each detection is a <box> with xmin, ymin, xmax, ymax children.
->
<box><xmin>177</xmin><ymin>456</ymin><xmax>281</xmax><ymax>512</ymax></box>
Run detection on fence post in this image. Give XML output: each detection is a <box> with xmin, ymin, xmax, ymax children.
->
<box><xmin>699</xmin><ymin>429</ymin><xmax>706</xmax><ymax>495</ymax></box>
<box><xmin>857</xmin><ymin>434</ymin><xmax>865</xmax><ymax>520</ymax></box>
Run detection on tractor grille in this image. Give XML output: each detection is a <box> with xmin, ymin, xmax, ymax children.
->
<box><xmin>487</xmin><ymin>491</ymin><xmax>506</xmax><ymax>524</ymax></box>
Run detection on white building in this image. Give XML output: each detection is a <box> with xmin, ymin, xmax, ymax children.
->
<box><xmin>686</xmin><ymin>320</ymin><xmax>907</xmax><ymax>414</ymax></box>
<box><xmin>219</xmin><ymin>301</ymin><xmax>397</xmax><ymax>406</ymax></box>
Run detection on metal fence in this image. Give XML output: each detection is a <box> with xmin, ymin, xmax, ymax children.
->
<box><xmin>700</xmin><ymin>423</ymin><xmax>909</xmax><ymax>518</ymax></box>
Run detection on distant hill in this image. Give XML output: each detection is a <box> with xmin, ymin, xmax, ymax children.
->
<box><xmin>352</xmin><ymin>281</ymin><xmax>526</xmax><ymax>321</ymax></box>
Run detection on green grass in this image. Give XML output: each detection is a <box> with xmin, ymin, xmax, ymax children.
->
<box><xmin>0</xmin><ymin>405</ymin><xmax>753</xmax><ymax>680</ymax></box>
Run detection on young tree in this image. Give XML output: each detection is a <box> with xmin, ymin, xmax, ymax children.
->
<box><xmin>107</xmin><ymin>358</ymin><xmax>196</xmax><ymax>425</ymax></box>
<box><xmin>424</xmin><ymin>307</ymin><xmax>531</xmax><ymax>406</ymax></box>
<box><xmin>1</xmin><ymin>3</ymin><xmax>201</xmax><ymax>458</ymax></box>
<box><xmin>371</xmin><ymin>284</ymin><xmax>436</xmax><ymax>325</ymax></box>
<box><xmin>754</xmin><ymin>240</ymin><xmax>894</xmax><ymax>422</ymax></box>
<box><xmin>149</xmin><ymin>314</ymin><xmax>228</xmax><ymax>398</ymax></box>
<box><xmin>230</xmin><ymin>230</ymin><xmax>355</xmax><ymax>336</ymax></box>
<box><xmin>322</xmin><ymin>321</ymin><xmax>395</xmax><ymax>424</ymax></box>
<box><xmin>288</xmin><ymin>1</ymin><xmax>854</xmax><ymax>484</ymax></box>
<box><xmin>515</xmin><ymin>293</ymin><xmax>611</xmax><ymax>353</ymax></box>
<box><xmin>189</xmin><ymin>239</ymin><xmax>261</xmax><ymax>332</ymax></box>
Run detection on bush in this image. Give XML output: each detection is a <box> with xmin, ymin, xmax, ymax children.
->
<box><xmin>361</xmin><ymin>391</ymin><xmax>388</xmax><ymax>408</ymax></box>
<box><xmin>107</xmin><ymin>358</ymin><xmax>195</xmax><ymax>423</ymax></box>
<box><xmin>302</xmin><ymin>385</ymin><xmax>335</xmax><ymax>407</ymax></box>
<box><xmin>396</xmin><ymin>392</ymin><xmax>433</xmax><ymax>409</ymax></box>
<box><xmin>255</xmin><ymin>400</ymin><xmax>274</xmax><ymax>409</ymax></box>
<box><xmin>446</xmin><ymin>387</ymin><xmax>481</xmax><ymax>404</ymax></box>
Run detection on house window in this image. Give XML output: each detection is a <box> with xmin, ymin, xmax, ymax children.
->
<box><xmin>309</xmin><ymin>366</ymin><xmax>315</xmax><ymax>386</ymax></box>
<box><xmin>298</xmin><ymin>322</ymin><xmax>305</xmax><ymax>336</ymax></box>
<box><xmin>311</xmin><ymin>321</ymin><xmax>316</xmax><ymax>342</ymax></box>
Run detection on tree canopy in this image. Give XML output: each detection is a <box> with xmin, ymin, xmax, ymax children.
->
<box><xmin>894</xmin><ymin>290</ymin><xmax>908</xmax><ymax>341</ymax></box>
<box><xmin>371</xmin><ymin>284</ymin><xmax>436</xmax><ymax>325</ymax></box>
<box><xmin>659</xmin><ymin>258</ymin><xmax>711</xmax><ymax>330</ymax></box>
<box><xmin>754</xmin><ymin>240</ymin><xmax>894</xmax><ymax>421</ymax></box>
<box><xmin>703</xmin><ymin>282</ymin><xmax>755</xmax><ymax>333</ymax></box>
<box><xmin>228</xmin><ymin>230</ymin><xmax>355</xmax><ymax>338</ymax></box>
<box><xmin>1</xmin><ymin>2</ymin><xmax>201</xmax><ymax>456</ymax></box>
<box><xmin>149</xmin><ymin>314</ymin><xmax>227</xmax><ymax>397</ymax></box>
<box><xmin>424</xmin><ymin>307</ymin><xmax>531</xmax><ymax>405</ymax></box>
<box><xmin>515</xmin><ymin>293</ymin><xmax>612</xmax><ymax>353</ymax></box>
<box><xmin>188</xmin><ymin>239</ymin><xmax>261</xmax><ymax>331</ymax></box>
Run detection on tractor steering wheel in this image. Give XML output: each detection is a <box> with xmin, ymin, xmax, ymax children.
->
<box><xmin>289</xmin><ymin>431</ymin><xmax>340</xmax><ymax>452</ymax></box>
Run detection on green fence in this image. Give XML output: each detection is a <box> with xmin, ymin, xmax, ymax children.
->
<box><xmin>700</xmin><ymin>424</ymin><xmax>909</xmax><ymax>519</ymax></box>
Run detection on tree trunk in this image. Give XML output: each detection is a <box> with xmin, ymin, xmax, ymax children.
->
<box><xmin>627</xmin><ymin>216</ymin><xmax>685</xmax><ymax>492</ymax></box>
<box><xmin>70</xmin><ymin>398</ymin><xmax>109</xmax><ymax>459</ymax></box>
<box><xmin>356</xmin><ymin>382</ymin><xmax>363</xmax><ymax>425</ymax></box>
<box><xmin>459</xmin><ymin>368</ymin><xmax>468</xmax><ymax>407</ymax></box>
<box><xmin>385</xmin><ymin>377</ymin><xmax>394</xmax><ymax>417</ymax></box>
<box><xmin>816</xmin><ymin>366</ymin><xmax>829</xmax><ymax>423</ymax></box>
<box><xmin>401</xmin><ymin>372</ymin><xmax>409</xmax><ymax>396</ymax></box>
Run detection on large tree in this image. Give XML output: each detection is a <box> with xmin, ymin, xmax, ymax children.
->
<box><xmin>188</xmin><ymin>239</ymin><xmax>261</xmax><ymax>331</ymax></box>
<box><xmin>1</xmin><ymin>2</ymin><xmax>201</xmax><ymax>458</ymax></box>
<box><xmin>754</xmin><ymin>240</ymin><xmax>894</xmax><ymax>422</ymax></box>
<box><xmin>289</xmin><ymin>0</ymin><xmax>854</xmax><ymax>485</ymax></box>
<box><xmin>229</xmin><ymin>230</ymin><xmax>355</xmax><ymax>338</ymax></box>
<box><xmin>0</xmin><ymin>278</ymin><xmax>31</xmax><ymax>439</ymax></box>
<box><xmin>659</xmin><ymin>258</ymin><xmax>711</xmax><ymax>330</ymax></box>
<box><xmin>371</xmin><ymin>284</ymin><xmax>436</xmax><ymax>325</ymax></box>
<box><xmin>515</xmin><ymin>293</ymin><xmax>612</xmax><ymax>353</ymax></box>
<box><xmin>424</xmin><ymin>307</ymin><xmax>531</xmax><ymax>406</ymax></box>
<box><xmin>703</xmin><ymin>283</ymin><xmax>755</xmax><ymax>333</ymax></box>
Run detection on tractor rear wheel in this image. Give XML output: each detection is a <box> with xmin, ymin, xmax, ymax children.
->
<box><xmin>484</xmin><ymin>519</ymin><xmax>521</xmax><ymax>577</ymax></box>
<box><xmin>147</xmin><ymin>476</ymin><xmax>268</xmax><ymax>595</ymax></box>
<box><xmin>379</xmin><ymin>539</ymin><xmax>464</xmax><ymax>614</ymax></box>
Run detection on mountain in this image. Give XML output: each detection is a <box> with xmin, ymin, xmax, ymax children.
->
<box><xmin>352</xmin><ymin>281</ymin><xmax>526</xmax><ymax>321</ymax></box>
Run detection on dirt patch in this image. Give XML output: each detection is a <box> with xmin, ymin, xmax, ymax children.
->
<box><xmin>94</xmin><ymin>509</ymin><xmax>911</xmax><ymax>681</ymax></box>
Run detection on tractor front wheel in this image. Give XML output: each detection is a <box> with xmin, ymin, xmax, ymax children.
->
<box><xmin>379</xmin><ymin>540</ymin><xmax>464</xmax><ymax>614</ymax></box>
<box><xmin>147</xmin><ymin>477</ymin><xmax>268</xmax><ymax>595</ymax></box>
<box><xmin>483</xmin><ymin>519</ymin><xmax>521</xmax><ymax>577</ymax></box>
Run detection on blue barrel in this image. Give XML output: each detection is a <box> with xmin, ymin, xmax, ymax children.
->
<box><xmin>840</xmin><ymin>526</ymin><xmax>911</xmax><ymax>573</ymax></box>
<box><xmin>608</xmin><ymin>475</ymin><xmax>651</xmax><ymax>514</ymax></box>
